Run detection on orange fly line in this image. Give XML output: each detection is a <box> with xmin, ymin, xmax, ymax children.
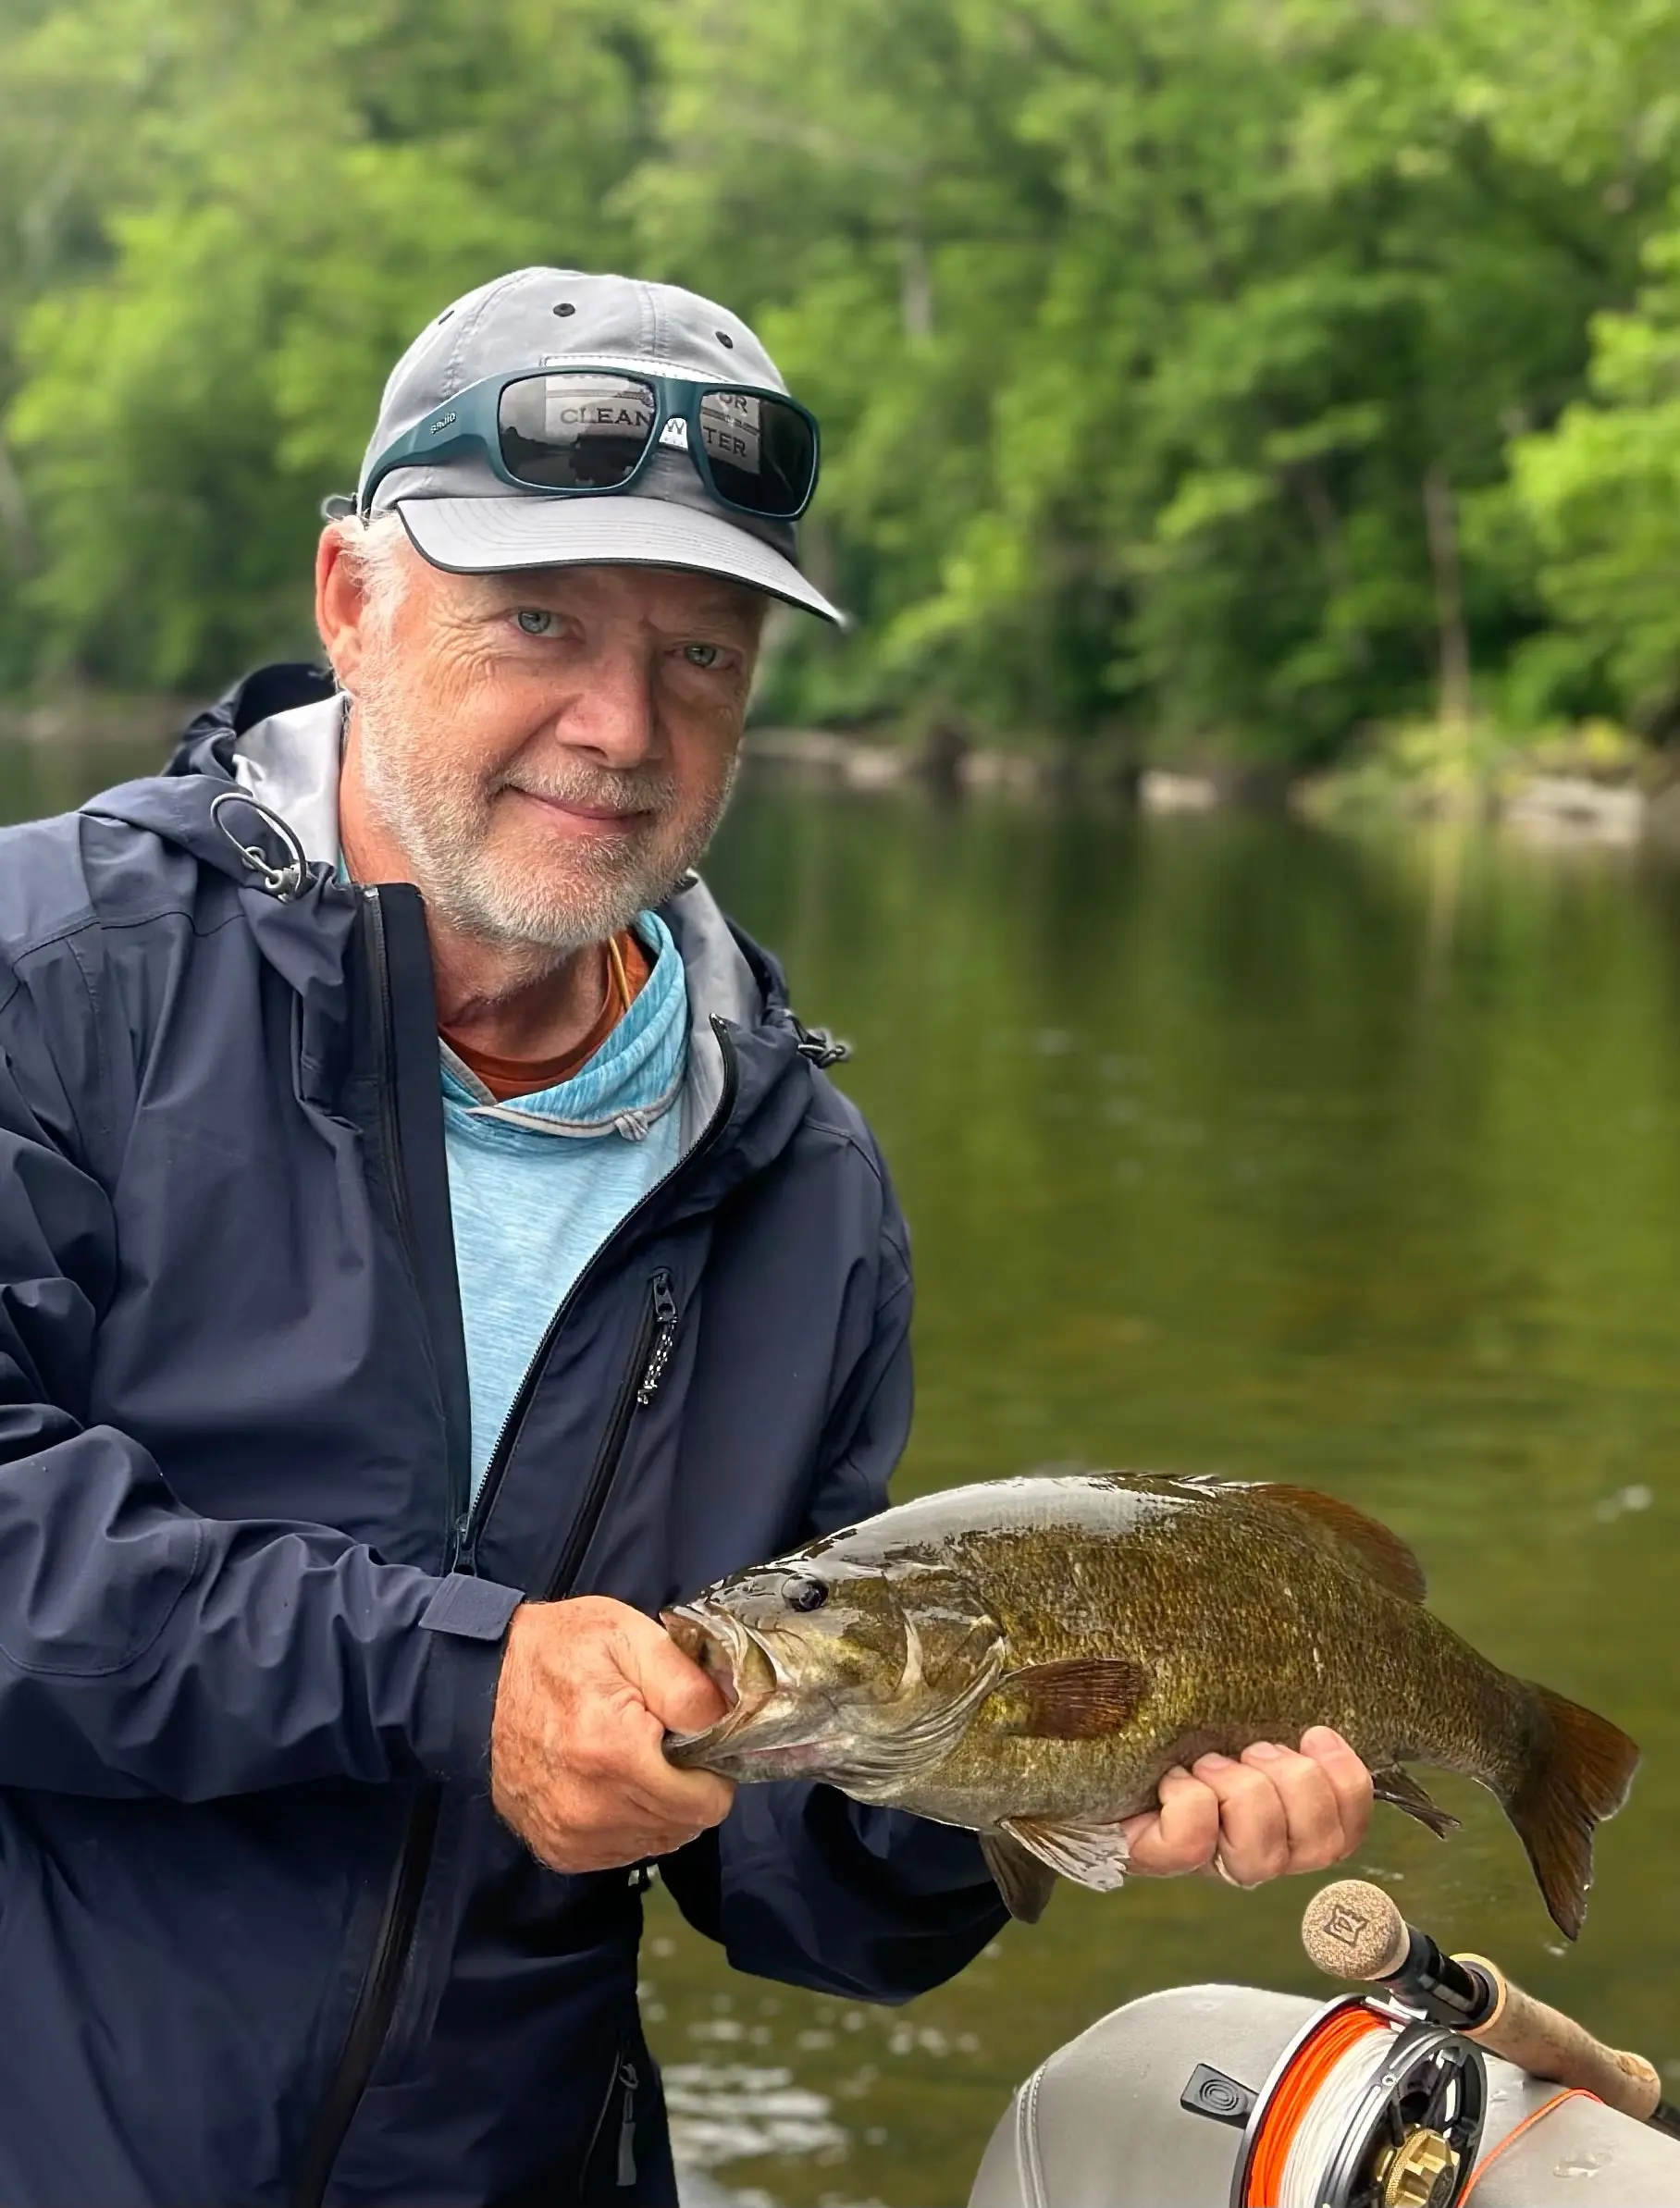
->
<box><xmin>1242</xmin><ymin>2004</ymin><xmax>1392</xmax><ymax>2207</ymax></box>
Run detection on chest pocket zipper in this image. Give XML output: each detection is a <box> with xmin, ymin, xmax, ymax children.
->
<box><xmin>540</xmin><ymin>1268</ymin><xmax>680</xmax><ymax>1599</ymax></box>
<box><xmin>637</xmin><ymin>1276</ymin><xmax>679</xmax><ymax>1407</ymax></box>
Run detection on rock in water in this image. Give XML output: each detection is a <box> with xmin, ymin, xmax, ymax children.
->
<box><xmin>662</xmin><ymin>1473</ymin><xmax>1637</xmax><ymax>1938</ymax></box>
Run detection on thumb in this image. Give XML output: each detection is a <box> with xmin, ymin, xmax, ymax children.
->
<box><xmin>619</xmin><ymin>1614</ymin><xmax>729</xmax><ymax>1736</ymax></box>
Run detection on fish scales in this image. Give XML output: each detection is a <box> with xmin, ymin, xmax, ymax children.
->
<box><xmin>663</xmin><ymin>1474</ymin><xmax>1637</xmax><ymax>1939</ymax></box>
<box><xmin>891</xmin><ymin>1499</ymin><xmax>1524</xmax><ymax>1828</ymax></box>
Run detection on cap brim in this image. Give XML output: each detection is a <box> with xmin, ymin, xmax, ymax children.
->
<box><xmin>395</xmin><ymin>495</ymin><xmax>844</xmax><ymax>625</ymax></box>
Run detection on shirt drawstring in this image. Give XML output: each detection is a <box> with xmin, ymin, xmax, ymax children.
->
<box><xmin>459</xmin><ymin>1068</ymin><xmax>685</xmax><ymax>1142</ymax></box>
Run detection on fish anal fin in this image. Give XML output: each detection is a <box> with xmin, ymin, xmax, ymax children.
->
<box><xmin>1002</xmin><ymin>1657</ymin><xmax>1149</xmax><ymax>1740</ymax></box>
<box><xmin>1246</xmin><ymin>1485</ymin><xmax>1427</xmax><ymax>1602</ymax></box>
<box><xmin>980</xmin><ymin>1830</ymin><xmax>1059</xmax><ymax>1923</ymax></box>
<box><xmin>1001</xmin><ymin>1812</ymin><xmax>1131</xmax><ymax>1893</ymax></box>
<box><xmin>1371</xmin><ymin>1765</ymin><xmax>1460</xmax><ymax>1839</ymax></box>
<box><xmin>1507</xmin><ymin>1685</ymin><xmax>1639</xmax><ymax>1943</ymax></box>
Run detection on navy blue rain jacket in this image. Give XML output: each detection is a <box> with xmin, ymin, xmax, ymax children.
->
<box><xmin>0</xmin><ymin>664</ymin><xmax>1006</xmax><ymax>2208</ymax></box>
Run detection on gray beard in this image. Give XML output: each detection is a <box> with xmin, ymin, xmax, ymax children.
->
<box><xmin>350</xmin><ymin>676</ymin><xmax>737</xmax><ymax>955</ymax></box>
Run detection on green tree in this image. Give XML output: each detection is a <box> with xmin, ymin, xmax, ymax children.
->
<box><xmin>629</xmin><ymin>0</ymin><xmax>1645</xmax><ymax>757</ymax></box>
<box><xmin>5</xmin><ymin>0</ymin><xmax>1680</xmax><ymax>762</ymax></box>
<box><xmin>1513</xmin><ymin>233</ymin><xmax>1680</xmax><ymax>734</ymax></box>
<box><xmin>6</xmin><ymin>0</ymin><xmax>649</xmax><ymax>688</ymax></box>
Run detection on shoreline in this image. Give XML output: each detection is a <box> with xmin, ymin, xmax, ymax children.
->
<box><xmin>745</xmin><ymin>726</ymin><xmax>1668</xmax><ymax>849</ymax></box>
<box><xmin>1</xmin><ymin>704</ymin><xmax>1666</xmax><ymax>851</ymax></box>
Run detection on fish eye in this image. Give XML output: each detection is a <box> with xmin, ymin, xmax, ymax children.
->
<box><xmin>781</xmin><ymin>1575</ymin><xmax>828</xmax><ymax>1612</ymax></box>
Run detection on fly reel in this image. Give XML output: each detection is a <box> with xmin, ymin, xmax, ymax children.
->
<box><xmin>1182</xmin><ymin>1992</ymin><xmax>1487</xmax><ymax>2208</ymax></box>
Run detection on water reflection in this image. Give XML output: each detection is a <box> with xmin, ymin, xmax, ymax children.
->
<box><xmin>3</xmin><ymin>742</ymin><xmax>1676</xmax><ymax>2207</ymax></box>
<box><xmin>678</xmin><ymin>784</ymin><xmax>1680</xmax><ymax>2205</ymax></box>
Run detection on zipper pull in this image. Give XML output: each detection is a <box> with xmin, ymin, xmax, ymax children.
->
<box><xmin>636</xmin><ymin>1272</ymin><xmax>679</xmax><ymax>1409</ymax></box>
<box><xmin>447</xmin><ymin>1512</ymin><xmax>473</xmax><ymax>1575</ymax></box>
<box><xmin>615</xmin><ymin>2062</ymin><xmax>638</xmax><ymax>2186</ymax></box>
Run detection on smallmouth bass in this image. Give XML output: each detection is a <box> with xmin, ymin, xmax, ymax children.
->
<box><xmin>663</xmin><ymin>1473</ymin><xmax>1637</xmax><ymax>1937</ymax></box>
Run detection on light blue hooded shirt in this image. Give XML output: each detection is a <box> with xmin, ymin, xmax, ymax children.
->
<box><xmin>439</xmin><ymin>911</ymin><xmax>688</xmax><ymax>1497</ymax></box>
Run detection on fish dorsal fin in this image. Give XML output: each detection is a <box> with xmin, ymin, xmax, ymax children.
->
<box><xmin>1001</xmin><ymin>1812</ymin><xmax>1131</xmax><ymax>1892</ymax></box>
<box><xmin>1240</xmin><ymin>1484</ymin><xmax>1427</xmax><ymax>1602</ymax></box>
<box><xmin>980</xmin><ymin>1830</ymin><xmax>1059</xmax><ymax>1923</ymax></box>
<box><xmin>1001</xmin><ymin>1657</ymin><xmax>1149</xmax><ymax>1740</ymax></box>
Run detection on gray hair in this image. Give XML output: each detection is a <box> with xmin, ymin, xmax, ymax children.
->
<box><xmin>331</xmin><ymin>511</ymin><xmax>417</xmax><ymax>646</ymax></box>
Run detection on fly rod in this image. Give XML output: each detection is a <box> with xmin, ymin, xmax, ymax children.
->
<box><xmin>1301</xmin><ymin>1878</ymin><xmax>1680</xmax><ymax>2139</ymax></box>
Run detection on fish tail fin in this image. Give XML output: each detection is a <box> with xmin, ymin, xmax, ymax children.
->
<box><xmin>1506</xmin><ymin>1684</ymin><xmax>1638</xmax><ymax>1942</ymax></box>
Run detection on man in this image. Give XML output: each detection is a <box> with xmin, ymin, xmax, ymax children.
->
<box><xmin>0</xmin><ymin>269</ymin><xmax>1373</xmax><ymax>2205</ymax></box>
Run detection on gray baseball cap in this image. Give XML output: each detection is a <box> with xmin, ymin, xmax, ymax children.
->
<box><xmin>345</xmin><ymin>266</ymin><xmax>841</xmax><ymax>624</ymax></box>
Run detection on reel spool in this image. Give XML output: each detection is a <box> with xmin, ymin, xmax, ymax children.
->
<box><xmin>1188</xmin><ymin>1992</ymin><xmax>1487</xmax><ymax>2208</ymax></box>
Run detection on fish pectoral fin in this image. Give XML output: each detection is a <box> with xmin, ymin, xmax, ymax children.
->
<box><xmin>1240</xmin><ymin>1485</ymin><xmax>1428</xmax><ymax>1602</ymax></box>
<box><xmin>980</xmin><ymin>1831</ymin><xmax>1060</xmax><ymax>1924</ymax></box>
<box><xmin>1000</xmin><ymin>1657</ymin><xmax>1149</xmax><ymax>1740</ymax></box>
<box><xmin>1000</xmin><ymin>1812</ymin><xmax>1131</xmax><ymax>1893</ymax></box>
<box><xmin>1370</xmin><ymin>1764</ymin><xmax>1461</xmax><ymax>1839</ymax></box>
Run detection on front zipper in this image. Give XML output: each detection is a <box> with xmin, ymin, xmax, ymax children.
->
<box><xmin>361</xmin><ymin>892</ymin><xmax>423</xmax><ymax>1326</ymax></box>
<box><xmin>292</xmin><ymin>888</ymin><xmax>452</xmax><ymax>2208</ymax></box>
<box><xmin>290</xmin><ymin>1792</ymin><xmax>441</xmax><ymax>2208</ymax></box>
<box><xmin>360</xmin><ymin>889</ymin><xmax>470</xmax><ymax>1549</ymax></box>
<box><xmin>293</xmin><ymin>1002</ymin><xmax>736</xmax><ymax>2204</ymax></box>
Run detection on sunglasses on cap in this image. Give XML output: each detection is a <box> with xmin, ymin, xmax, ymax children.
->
<box><xmin>356</xmin><ymin>366</ymin><xmax>821</xmax><ymax>524</ymax></box>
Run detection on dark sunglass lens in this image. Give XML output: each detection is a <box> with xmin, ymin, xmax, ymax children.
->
<box><xmin>697</xmin><ymin>392</ymin><xmax>816</xmax><ymax>516</ymax></box>
<box><xmin>498</xmin><ymin>376</ymin><xmax>657</xmax><ymax>490</ymax></box>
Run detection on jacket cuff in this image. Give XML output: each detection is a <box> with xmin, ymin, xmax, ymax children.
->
<box><xmin>411</xmin><ymin>1574</ymin><xmax>525</xmax><ymax>1788</ymax></box>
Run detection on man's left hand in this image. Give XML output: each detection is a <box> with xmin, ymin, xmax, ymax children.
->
<box><xmin>1121</xmin><ymin>1727</ymin><xmax>1373</xmax><ymax>1885</ymax></box>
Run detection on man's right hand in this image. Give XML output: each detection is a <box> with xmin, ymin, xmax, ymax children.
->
<box><xmin>489</xmin><ymin>1596</ymin><xmax>735</xmax><ymax>1873</ymax></box>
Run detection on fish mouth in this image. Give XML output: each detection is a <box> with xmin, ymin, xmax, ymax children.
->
<box><xmin>661</xmin><ymin>1603</ymin><xmax>780</xmax><ymax>1757</ymax></box>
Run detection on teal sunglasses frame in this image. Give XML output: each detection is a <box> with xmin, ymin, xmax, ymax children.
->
<box><xmin>357</xmin><ymin>366</ymin><xmax>821</xmax><ymax>523</ymax></box>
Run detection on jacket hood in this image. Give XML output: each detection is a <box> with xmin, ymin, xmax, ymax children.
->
<box><xmin>72</xmin><ymin>664</ymin><xmax>327</xmax><ymax>892</ymax></box>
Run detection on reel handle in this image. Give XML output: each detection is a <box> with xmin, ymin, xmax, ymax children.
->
<box><xmin>1302</xmin><ymin>1881</ymin><xmax>1664</xmax><ymax>2127</ymax></box>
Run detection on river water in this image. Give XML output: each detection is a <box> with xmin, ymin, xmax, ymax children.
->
<box><xmin>4</xmin><ymin>739</ymin><xmax>1678</xmax><ymax>2206</ymax></box>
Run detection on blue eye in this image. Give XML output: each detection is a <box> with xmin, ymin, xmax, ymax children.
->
<box><xmin>515</xmin><ymin>609</ymin><xmax>553</xmax><ymax>635</ymax></box>
<box><xmin>683</xmin><ymin>642</ymin><xmax>722</xmax><ymax>668</ymax></box>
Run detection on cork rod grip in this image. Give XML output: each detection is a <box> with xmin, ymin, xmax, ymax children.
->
<box><xmin>1300</xmin><ymin>1880</ymin><xmax>1411</xmax><ymax>1982</ymax></box>
<box><xmin>1453</xmin><ymin>1954</ymin><xmax>1662</xmax><ymax>2124</ymax></box>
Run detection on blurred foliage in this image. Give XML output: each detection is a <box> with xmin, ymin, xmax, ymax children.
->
<box><xmin>4</xmin><ymin>0</ymin><xmax>1680</xmax><ymax>760</ymax></box>
<box><xmin>0</xmin><ymin>0</ymin><xmax>649</xmax><ymax>687</ymax></box>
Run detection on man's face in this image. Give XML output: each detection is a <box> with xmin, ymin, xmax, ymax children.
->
<box><xmin>334</xmin><ymin>547</ymin><xmax>764</xmax><ymax>951</ymax></box>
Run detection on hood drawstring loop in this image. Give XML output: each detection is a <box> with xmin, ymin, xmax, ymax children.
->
<box><xmin>791</xmin><ymin>1018</ymin><xmax>851</xmax><ymax>1068</ymax></box>
<box><xmin>210</xmin><ymin>790</ymin><xmax>309</xmax><ymax>902</ymax></box>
